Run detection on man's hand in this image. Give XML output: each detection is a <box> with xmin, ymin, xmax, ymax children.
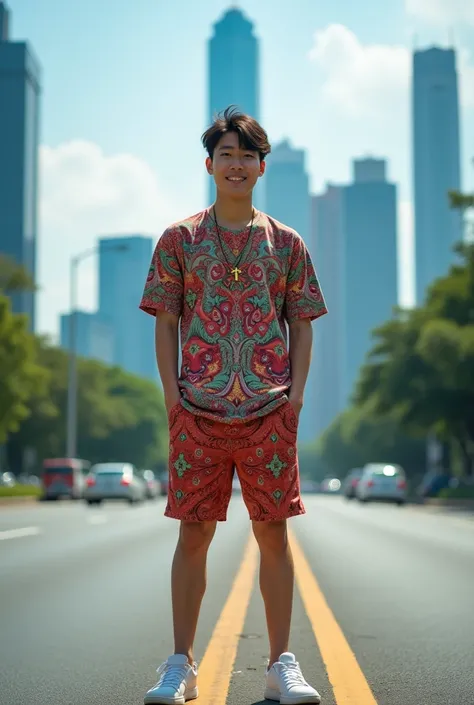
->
<box><xmin>288</xmin><ymin>393</ymin><xmax>303</xmax><ymax>420</ymax></box>
<box><xmin>165</xmin><ymin>392</ymin><xmax>181</xmax><ymax>417</ymax></box>
<box><xmin>288</xmin><ymin>319</ymin><xmax>311</xmax><ymax>423</ymax></box>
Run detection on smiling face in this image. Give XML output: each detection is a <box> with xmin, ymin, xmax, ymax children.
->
<box><xmin>206</xmin><ymin>131</ymin><xmax>265</xmax><ymax>199</ymax></box>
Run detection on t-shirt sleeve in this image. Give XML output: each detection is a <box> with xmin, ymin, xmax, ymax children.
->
<box><xmin>139</xmin><ymin>228</ymin><xmax>184</xmax><ymax>317</ymax></box>
<box><xmin>284</xmin><ymin>234</ymin><xmax>328</xmax><ymax>323</ymax></box>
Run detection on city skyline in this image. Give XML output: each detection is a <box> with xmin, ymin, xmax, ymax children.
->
<box><xmin>2</xmin><ymin>0</ymin><xmax>474</xmax><ymax>341</ymax></box>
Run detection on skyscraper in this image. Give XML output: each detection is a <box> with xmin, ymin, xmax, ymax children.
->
<box><xmin>60</xmin><ymin>311</ymin><xmax>114</xmax><ymax>366</ymax></box>
<box><xmin>98</xmin><ymin>235</ymin><xmax>157</xmax><ymax>382</ymax></box>
<box><xmin>413</xmin><ymin>47</ymin><xmax>462</xmax><ymax>305</ymax></box>
<box><xmin>311</xmin><ymin>185</ymin><xmax>345</xmax><ymax>437</ymax></box>
<box><xmin>265</xmin><ymin>140</ymin><xmax>315</xmax><ymax>441</ymax></box>
<box><xmin>0</xmin><ymin>1</ymin><xmax>41</xmax><ymax>329</ymax></box>
<box><xmin>265</xmin><ymin>139</ymin><xmax>311</xmax><ymax>244</ymax></box>
<box><xmin>341</xmin><ymin>158</ymin><xmax>398</xmax><ymax>405</ymax></box>
<box><xmin>207</xmin><ymin>7</ymin><xmax>260</xmax><ymax>205</ymax></box>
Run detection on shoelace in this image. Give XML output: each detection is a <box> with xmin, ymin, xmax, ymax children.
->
<box><xmin>155</xmin><ymin>663</ymin><xmax>189</xmax><ymax>690</ymax></box>
<box><xmin>278</xmin><ymin>662</ymin><xmax>307</xmax><ymax>688</ymax></box>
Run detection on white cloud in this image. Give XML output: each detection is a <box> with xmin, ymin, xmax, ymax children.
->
<box><xmin>308</xmin><ymin>23</ymin><xmax>474</xmax><ymax>117</ymax></box>
<box><xmin>307</xmin><ymin>26</ymin><xmax>419</xmax><ymax>309</ymax></box>
<box><xmin>38</xmin><ymin>140</ymin><xmax>180</xmax><ymax>339</ymax></box>
<box><xmin>405</xmin><ymin>0</ymin><xmax>474</xmax><ymax>26</ymax></box>
<box><xmin>308</xmin><ymin>24</ymin><xmax>410</xmax><ymax>118</ymax></box>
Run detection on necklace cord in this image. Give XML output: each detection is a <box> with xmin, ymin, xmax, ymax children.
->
<box><xmin>212</xmin><ymin>207</ymin><xmax>255</xmax><ymax>273</ymax></box>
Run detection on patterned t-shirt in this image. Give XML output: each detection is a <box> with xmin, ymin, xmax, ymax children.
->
<box><xmin>139</xmin><ymin>208</ymin><xmax>327</xmax><ymax>423</ymax></box>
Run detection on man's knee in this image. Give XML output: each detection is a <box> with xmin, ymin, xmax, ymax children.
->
<box><xmin>252</xmin><ymin>519</ymin><xmax>288</xmax><ymax>553</ymax></box>
<box><xmin>178</xmin><ymin>520</ymin><xmax>217</xmax><ymax>554</ymax></box>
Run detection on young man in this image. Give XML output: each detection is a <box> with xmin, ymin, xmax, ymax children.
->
<box><xmin>139</xmin><ymin>107</ymin><xmax>327</xmax><ymax>705</ymax></box>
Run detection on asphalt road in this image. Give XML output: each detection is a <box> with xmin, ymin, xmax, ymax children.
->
<box><xmin>1</xmin><ymin>495</ymin><xmax>473</xmax><ymax>705</ymax></box>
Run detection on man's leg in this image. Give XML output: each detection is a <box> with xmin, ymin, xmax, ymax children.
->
<box><xmin>172</xmin><ymin>520</ymin><xmax>217</xmax><ymax>664</ymax></box>
<box><xmin>252</xmin><ymin>519</ymin><xmax>294</xmax><ymax>666</ymax></box>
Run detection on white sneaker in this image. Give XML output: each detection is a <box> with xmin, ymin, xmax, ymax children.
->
<box><xmin>144</xmin><ymin>654</ymin><xmax>198</xmax><ymax>705</ymax></box>
<box><xmin>264</xmin><ymin>652</ymin><xmax>321</xmax><ymax>704</ymax></box>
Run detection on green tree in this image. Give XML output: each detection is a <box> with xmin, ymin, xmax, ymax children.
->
<box><xmin>0</xmin><ymin>254</ymin><xmax>36</xmax><ymax>294</ymax></box>
<box><xmin>313</xmin><ymin>405</ymin><xmax>426</xmax><ymax>482</ymax></box>
<box><xmin>354</xmin><ymin>243</ymin><xmax>474</xmax><ymax>475</ymax></box>
<box><xmin>78</xmin><ymin>364</ymin><xmax>168</xmax><ymax>468</ymax></box>
<box><xmin>8</xmin><ymin>339</ymin><xmax>168</xmax><ymax>470</ymax></box>
<box><xmin>0</xmin><ymin>297</ymin><xmax>49</xmax><ymax>444</ymax></box>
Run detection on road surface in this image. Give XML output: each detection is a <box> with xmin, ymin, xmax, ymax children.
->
<box><xmin>1</xmin><ymin>495</ymin><xmax>473</xmax><ymax>705</ymax></box>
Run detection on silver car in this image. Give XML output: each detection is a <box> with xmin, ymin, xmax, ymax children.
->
<box><xmin>356</xmin><ymin>463</ymin><xmax>407</xmax><ymax>505</ymax></box>
<box><xmin>84</xmin><ymin>463</ymin><xmax>146</xmax><ymax>506</ymax></box>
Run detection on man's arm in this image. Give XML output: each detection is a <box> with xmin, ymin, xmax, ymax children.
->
<box><xmin>288</xmin><ymin>318</ymin><xmax>313</xmax><ymax>418</ymax></box>
<box><xmin>155</xmin><ymin>311</ymin><xmax>181</xmax><ymax>415</ymax></box>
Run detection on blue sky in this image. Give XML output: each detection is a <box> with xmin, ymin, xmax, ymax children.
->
<box><xmin>6</xmin><ymin>0</ymin><xmax>474</xmax><ymax>338</ymax></box>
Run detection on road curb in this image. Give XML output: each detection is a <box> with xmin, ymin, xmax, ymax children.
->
<box><xmin>0</xmin><ymin>496</ymin><xmax>40</xmax><ymax>508</ymax></box>
<box><xmin>424</xmin><ymin>498</ymin><xmax>474</xmax><ymax>510</ymax></box>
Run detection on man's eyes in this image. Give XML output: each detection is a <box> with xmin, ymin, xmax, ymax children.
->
<box><xmin>219</xmin><ymin>152</ymin><xmax>255</xmax><ymax>158</ymax></box>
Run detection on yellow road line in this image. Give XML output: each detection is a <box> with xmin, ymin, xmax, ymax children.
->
<box><xmin>289</xmin><ymin>526</ymin><xmax>378</xmax><ymax>705</ymax></box>
<box><xmin>198</xmin><ymin>531</ymin><xmax>258</xmax><ymax>704</ymax></box>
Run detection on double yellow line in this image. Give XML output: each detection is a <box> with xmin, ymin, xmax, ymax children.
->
<box><xmin>198</xmin><ymin>527</ymin><xmax>378</xmax><ymax>704</ymax></box>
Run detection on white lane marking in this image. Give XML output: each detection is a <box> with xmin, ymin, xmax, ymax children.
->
<box><xmin>0</xmin><ymin>526</ymin><xmax>41</xmax><ymax>541</ymax></box>
<box><xmin>87</xmin><ymin>515</ymin><xmax>108</xmax><ymax>525</ymax></box>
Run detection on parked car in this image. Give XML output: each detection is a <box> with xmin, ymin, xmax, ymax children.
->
<box><xmin>356</xmin><ymin>463</ymin><xmax>407</xmax><ymax>505</ymax></box>
<box><xmin>84</xmin><ymin>463</ymin><xmax>146</xmax><ymax>505</ymax></box>
<box><xmin>17</xmin><ymin>474</ymin><xmax>41</xmax><ymax>487</ymax></box>
<box><xmin>139</xmin><ymin>470</ymin><xmax>160</xmax><ymax>500</ymax></box>
<box><xmin>159</xmin><ymin>471</ymin><xmax>169</xmax><ymax>497</ymax></box>
<box><xmin>342</xmin><ymin>468</ymin><xmax>364</xmax><ymax>500</ymax></box>
<box><xmin>41</xmin><ymin>458</ymin><xmax>90</xmax><ymax>500</ymax></box>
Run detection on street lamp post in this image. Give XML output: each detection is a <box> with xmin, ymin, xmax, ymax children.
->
<box><xmin>66</xmin><ymin>243</ymin><xmax>128</xmax><ymax>458</ymax></box>
<box><xmin>66</xmin><ymin>254</ymin><xmax>79</xmax><ymax>458</ymax></box>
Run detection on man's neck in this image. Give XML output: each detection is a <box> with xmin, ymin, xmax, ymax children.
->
<box><xmin>213</xmin><ymin>195</ymin><xmax>254</xmax><ymax>230</ymax></box>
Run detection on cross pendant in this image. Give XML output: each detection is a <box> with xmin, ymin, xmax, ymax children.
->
<box><xmin>231</xmin><ymin>266</ymin><xmax>242</xmax><ymax>281</ymax></box>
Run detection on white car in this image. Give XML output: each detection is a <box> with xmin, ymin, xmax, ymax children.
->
<box><xmin>356</xmin><ymin>463</ymin><xmax>407</xmax><ymax>505</ymax></box>
<box><xmin>84</xmin><ymin>463</ymin><xmax>146</xmax><ymax>506</ymax></box>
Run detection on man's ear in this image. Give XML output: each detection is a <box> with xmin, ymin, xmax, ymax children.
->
<box><xmin>206</xmin><ymin>157</ymin><xmax>213</xmax><ymax>174</ymax></box>
<box><xmin>259</xmin><ymin>160</ymin><xmax>266</xmax><ymax>176</ymax></box>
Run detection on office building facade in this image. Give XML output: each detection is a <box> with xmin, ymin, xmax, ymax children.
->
<box><xmin>341</xmin><ymin>158</ymin><xmax>398</xmax><ymax>405</ymax></box>
<box><xmin>207</xmin><ymin>8</ymin><xmax>261</xmax><ymax>206</ymax></box>
<box><xmin>311</xmin><ymin>185</ymin><xmax>345</xmax><ymax>437</ymax></box>
<box><xmin>60</xmin><ymin>311</ymin><xmax>114</xmax><ymax>365</ymax></box>
<box><xmin>0</xmin><ymin>1</ymin><xmax>41</xmax><ymax>329</ymax></box>
<box><xmin>264</xmin><ymin>139</ymin><xmax>316</xmax><ymax>441</ymax></box>
<box><xmin>98</xmin><ymin>235</ymin><xmax>157</xmax><ymax>382</ymax></box>
<box><xmin>265</xmin><ymin>139</ymin><xmax>311</xmax><ymax>244</ymax></box>
<box><xmin>413</xmin><ymin>47</ymin><xmax>462</xmax><ymax>304</ymax></box>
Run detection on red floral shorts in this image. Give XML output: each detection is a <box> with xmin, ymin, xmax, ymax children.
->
<box><xmin>164</xmin><ymin>400</ymin><xmax>306</xmax><ymax>522</ymax></box>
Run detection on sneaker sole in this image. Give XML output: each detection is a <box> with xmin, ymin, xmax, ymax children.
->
<box><xmin>144</xmin><ymin>686</ymin><xmax>198</xmax><ymax>705</ymax></box>
<box><xmin>264</xmin><ymin>687</ymin><xmax>321</xmax><ymax>704</ymax></box>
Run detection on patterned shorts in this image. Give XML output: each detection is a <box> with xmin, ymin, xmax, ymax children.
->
<box><xmin>165</xmin><ymin>400</ymin><xmax>306</xmax><ymax>522</ymax></box>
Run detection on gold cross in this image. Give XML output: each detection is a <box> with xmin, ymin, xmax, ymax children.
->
<box><xmin>231</xmin><ymin>266</ymin><xmax>242</xmax><ymax>281</ymax></box>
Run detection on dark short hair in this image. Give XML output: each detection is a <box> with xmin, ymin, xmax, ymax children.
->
<box><xmin>201</xmin><ymin>106</ymin><xmax>271</xmax><ymax>162</ymax></box>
